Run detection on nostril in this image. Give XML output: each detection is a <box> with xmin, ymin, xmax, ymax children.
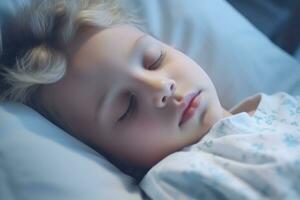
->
<box><xmin>170</xmin><ymin>83</ymin><xmax>175</xmax><ymax>91</ymax></box>
<box><xmin>162</xmin><ymin>96</ymin><xmax>167</xmax><ymax>103</ymax></box>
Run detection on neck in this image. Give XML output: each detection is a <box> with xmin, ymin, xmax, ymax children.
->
<box><xmin>222</xmin><ymin>109</ymin><xmax>232</xmax><ymax>118</ymax></box>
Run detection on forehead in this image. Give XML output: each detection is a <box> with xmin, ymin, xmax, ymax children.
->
<box><xmin>67</xmin><ymin>25</ymin><xmax>144</xmax><ymax>74</ymax></box>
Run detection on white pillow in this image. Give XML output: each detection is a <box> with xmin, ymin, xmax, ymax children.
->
<box><xmin>123</xmin><ymin>0</ymin><xmax>300</xmax><ymax>109</ymax></box>
<box><xmin>0</xmin><ymin>102</ymin><xmax>144</xmax><ymax>200</ymax></box>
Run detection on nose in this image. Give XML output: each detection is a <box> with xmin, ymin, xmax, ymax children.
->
<box><xmin>155</xmin><ymin>79</ymin><xmax>176</xmax><ymax>107</ymax></box>
<box><xmin>137</xmin><ymin>74</ymin><xmax>176</xmax><ymax>108</ymax></box>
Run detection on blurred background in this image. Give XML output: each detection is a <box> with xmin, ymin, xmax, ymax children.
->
<box><xmin>226</xmin><ymin>0</ymin><xmax>300</xmax><ymax>60</ymax></box>
<box><xmin>1</xmin><ymin>0</ymin><xmax>300</xmax><ymax>60</ymax></box>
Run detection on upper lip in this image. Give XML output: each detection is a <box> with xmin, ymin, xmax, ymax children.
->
<box><xmin>179</xmin><ymin>90</ymin><xmax>201</xmax><ymax>125</ymax></box>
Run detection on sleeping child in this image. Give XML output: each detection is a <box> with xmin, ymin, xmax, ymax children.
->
<box><xmin>0</xmin><ymin>0</ymin><xmax>299</xmax><ymax>199</ymax></box>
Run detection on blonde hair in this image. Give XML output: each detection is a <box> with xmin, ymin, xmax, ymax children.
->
<box><xmin>0</xmin><ymin>0</ymin><xmax>137</xmax><ymax>104</ymax></box>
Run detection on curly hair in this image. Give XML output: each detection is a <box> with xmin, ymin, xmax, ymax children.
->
<box><xmin>0</xmin><ymin>0</ymin><xmax>137</xmax><ymax>104</ymax></box>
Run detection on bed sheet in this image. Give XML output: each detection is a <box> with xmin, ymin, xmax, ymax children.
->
<box><xmin>140</xmin><ymin>93</ymin><xmax>300</xmax><ymax>200</ymax></box>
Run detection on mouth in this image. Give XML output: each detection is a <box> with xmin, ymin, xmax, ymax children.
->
<box><xmin>179</xmin><ymin>90</ymin><xmax>202</xmax><ymax>126</ymax></box>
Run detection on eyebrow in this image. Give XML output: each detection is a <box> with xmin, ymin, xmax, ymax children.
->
<box><xmin>134</xmin><ymin>34</ymin><xmax>147</xmax><ymax>46</ymax></box>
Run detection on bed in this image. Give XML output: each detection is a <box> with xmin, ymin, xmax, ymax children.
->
<box><xmin>1</xmin><ymin>0</ymin><xmax>300</xmax><ymax>199</ymax></box>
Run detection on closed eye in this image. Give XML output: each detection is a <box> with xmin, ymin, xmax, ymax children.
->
<box><xmin>118</xmin><ymin>94</ymin><xmax>136</xmax><ymax>122</ymax></box>
<box><xmin>144</xmin><ymin>48</ymin><xmax>166</xmax><ymax>70</ymax></box>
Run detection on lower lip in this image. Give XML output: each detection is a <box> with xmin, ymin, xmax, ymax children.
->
<box><xmin>179</xmin><ymin>92</ymin><xmax>202</xmax><ymax>126</ymax></box>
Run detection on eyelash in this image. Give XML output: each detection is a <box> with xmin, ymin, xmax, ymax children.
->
<box><xmin>146</xmin><ymin>48</ymin><xmax>166</xmax><ymax>70</ymax></box>
<box><xmin>118</xmin><ymin>94</ymin><xmax>136</xmax><ymax>122</ymax></box>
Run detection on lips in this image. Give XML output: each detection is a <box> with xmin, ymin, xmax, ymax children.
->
<box><xmin>179</xmin><ymin>90</ymin><xmax>201</xmax><ymax>126</ymax></box>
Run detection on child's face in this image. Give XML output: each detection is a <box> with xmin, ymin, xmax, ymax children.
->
<box><xmin>40</xmin><ymin>25</ymin><xmax>225</xmax><ymax>167</ymax></box>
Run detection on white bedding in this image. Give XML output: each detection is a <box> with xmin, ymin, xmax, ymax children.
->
<box><xmin>140</xmin><ymin>93</ymin><xmax>300</xmax><ymax>200</ymax></box>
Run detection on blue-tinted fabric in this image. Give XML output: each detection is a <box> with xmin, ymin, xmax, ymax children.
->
<box><xmin>0</xmin><ymin>103</ymin><xmax>143</xmax><ymax>200</ymax></box>
<box><xmin>141</xmin><ymin>93</ymin><xmax>300</xmax><ymax>200</ymax></box>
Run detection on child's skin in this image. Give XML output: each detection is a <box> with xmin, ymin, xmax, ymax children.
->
<box><xmin>38</xmin><ymin>25</ymin><xmax>233</xmax><ymax>167</ymax></box>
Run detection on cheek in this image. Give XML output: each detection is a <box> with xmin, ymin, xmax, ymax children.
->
<box><xmin>127</xmin><ymin>107</ymin><xmax>178</xmax><ymax>141</ymax></box>
<box><xmin>124</xmin><ymin>121</ymin><xmax>169</xmax><ymax>162</ymax></box>
<box><xmin>117</xmin><ymin>115</ymin><xmax>183</xmax><ymax>166</ymax></box>
<box><xmin>124</xmin><ymin>117</ymin><xmax>169</xmax><ymax>148</ymax></box>
<box><xmin>129</xmin><ymin>118</ymin><xmax>163</xmax><ymax>138</ymax></box>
